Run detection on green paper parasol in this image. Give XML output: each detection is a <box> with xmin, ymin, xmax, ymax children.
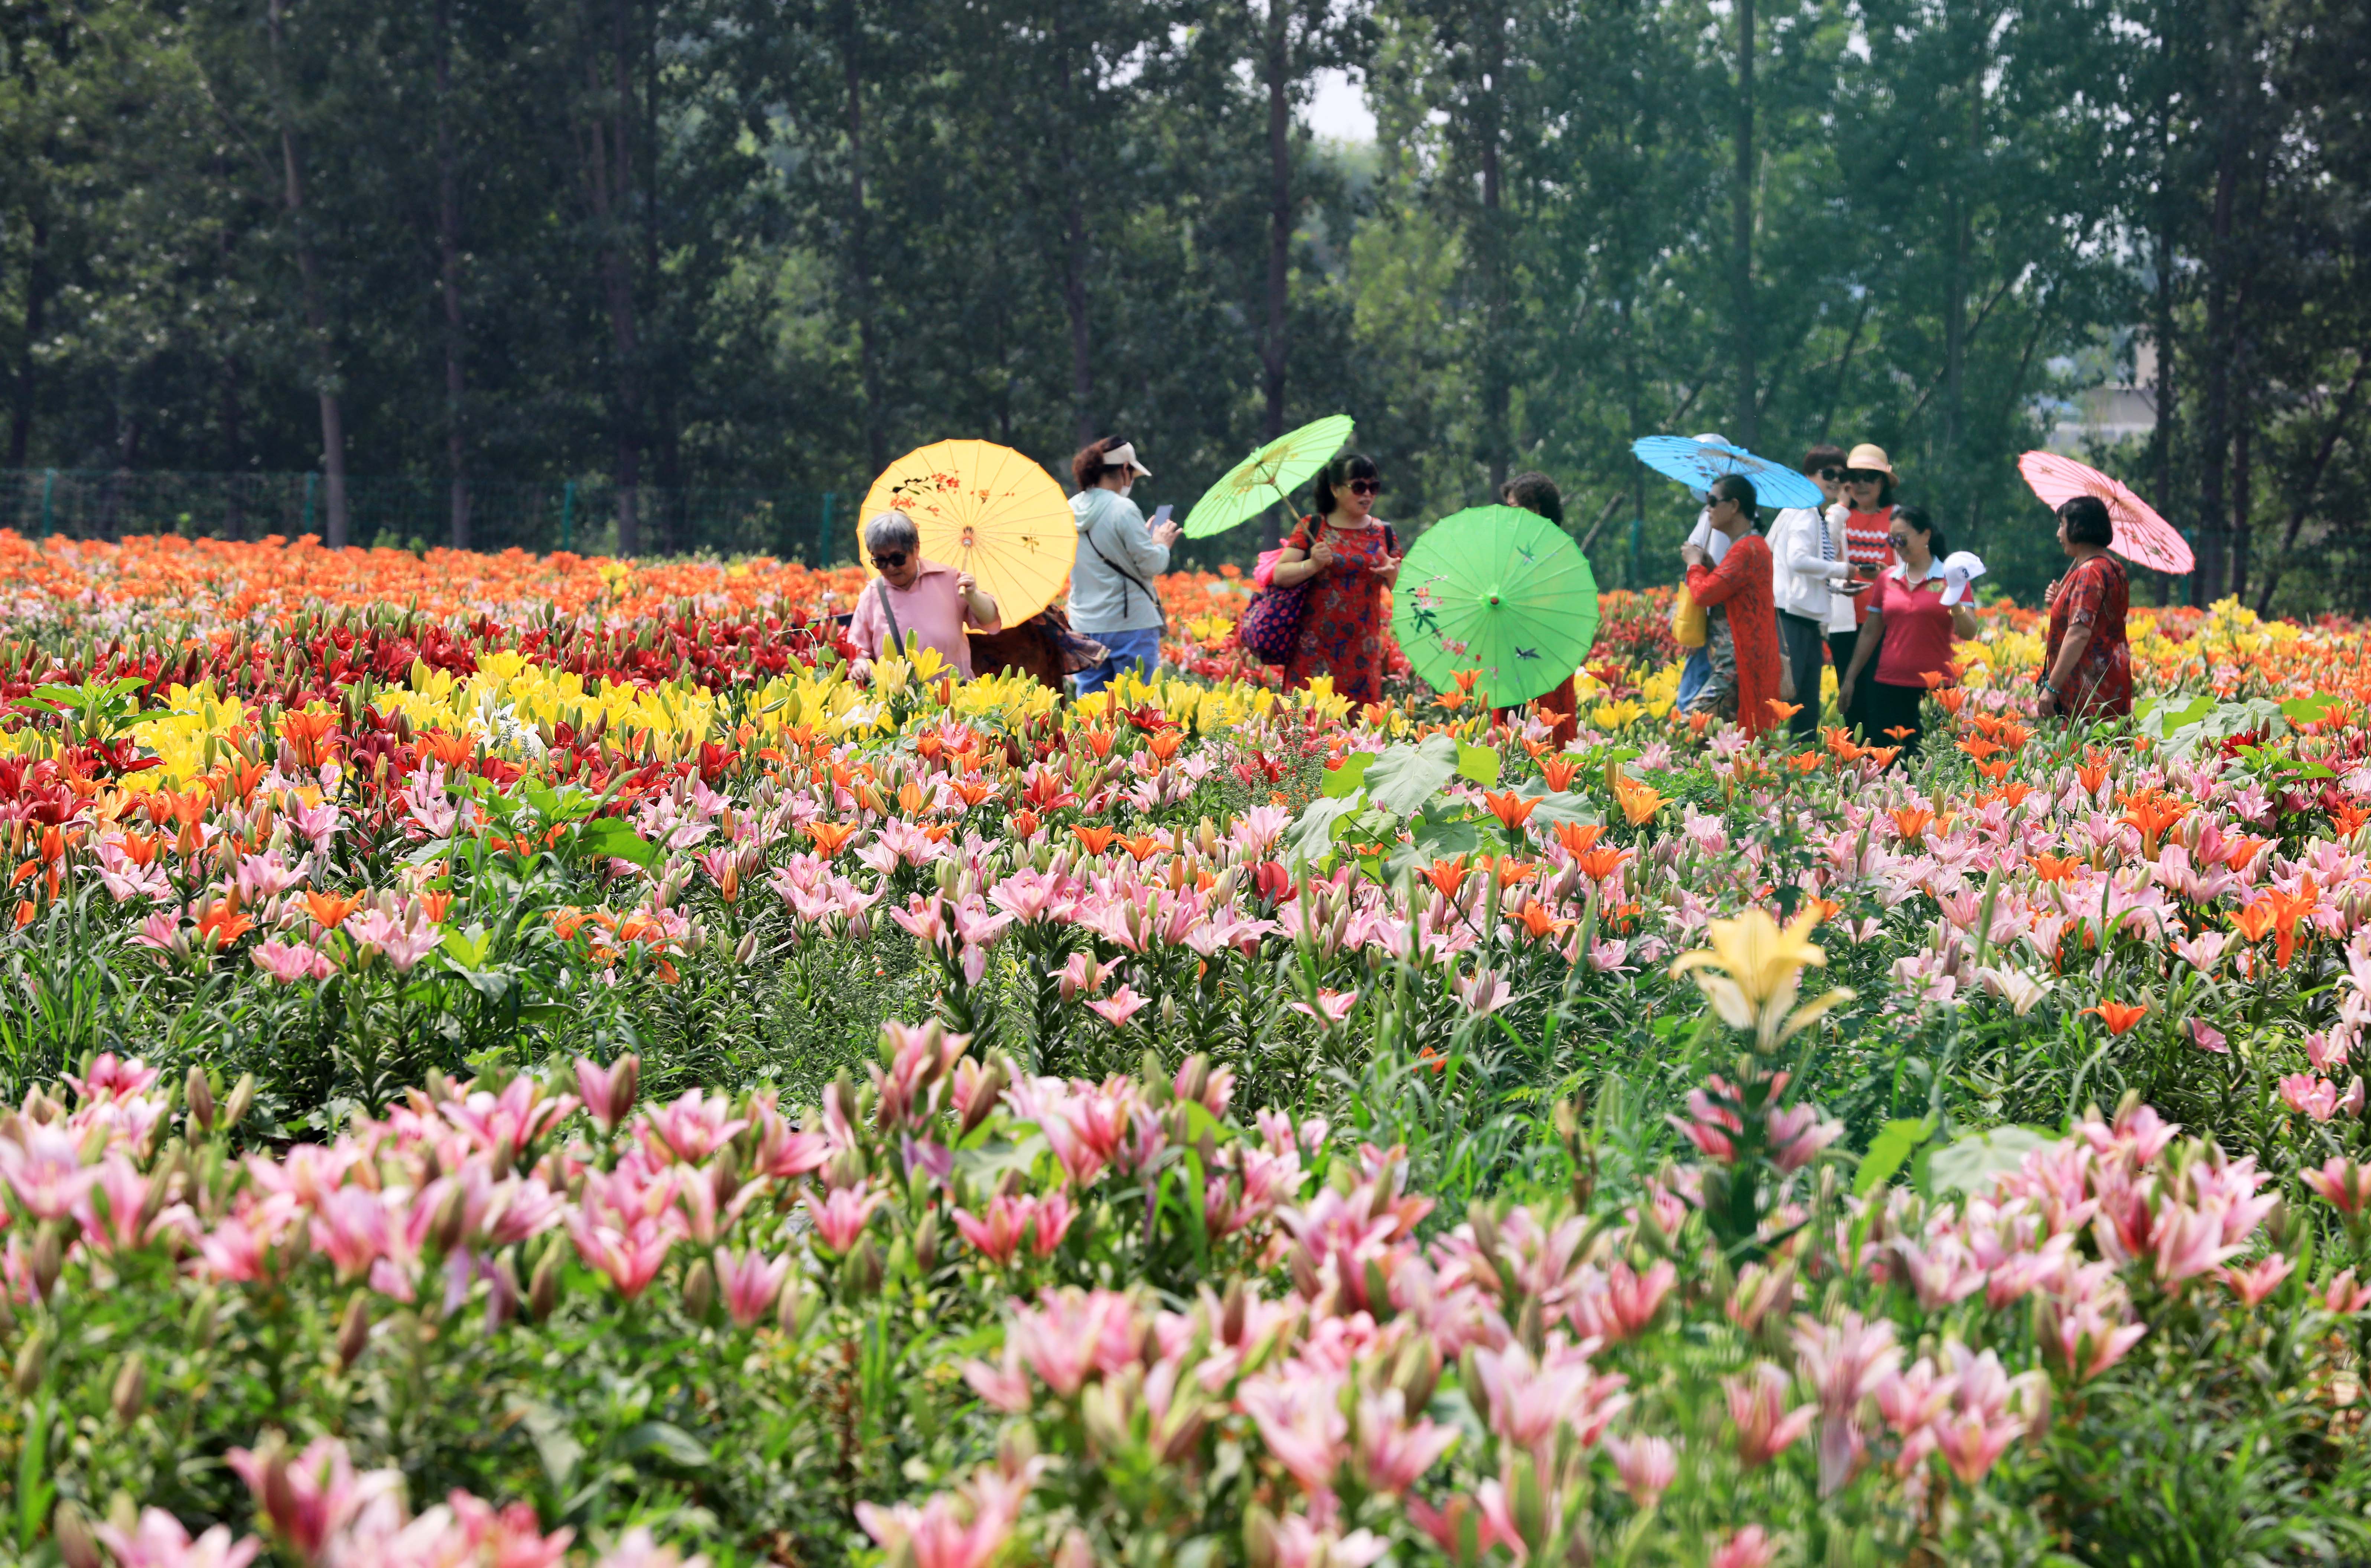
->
<box><xmin>1391</xmin><ymin>505</ymin><xmax>1601</xmax><ymax>709</ymax></box>
<box><xmin>1181</xmin><ymin>414</ymin><xmax>1356</xmax><ymax>538</ymax></box>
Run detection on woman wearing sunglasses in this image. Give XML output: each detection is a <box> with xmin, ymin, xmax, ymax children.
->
<box><xmin>1836</xmin><ymin>505</ymin><xmax>1978</xmax><ymax>758</ymax></box>
<box><xmin>1269</xmin><ymin>452</ymin><xmax>1402</xmax><ymax>704</ymax></box>
<box><xmin>846</xmin><ymin>512</ymin><xmax>1002</xmax><ymax>680</ymax></box>
<box><xmin>1832</xmin><ymin>444</ymin><xmax>1901</xmax><ymax>732</ymax></box>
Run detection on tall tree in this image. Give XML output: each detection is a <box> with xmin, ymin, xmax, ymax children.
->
<box><xmin>1728</xmin><ymin>0</ymin><xmax>1757</xmax><ymax>451</ymax></box>
<box><xmin>572</xmin><ymin>0</ymin><xmax>645</xmax><ymax>552</ymax></box>
<box><xmin>265</xmin><ymin>0</ymin><xmax>350</xmax><ymax>546</ymax></box>
<box><xmin>433</xmin><ymin>0</ymin><xmax>471</xmax><ymax>548</ymax></box>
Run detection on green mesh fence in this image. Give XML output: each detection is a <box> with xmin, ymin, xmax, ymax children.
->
<box><xmin>0</xmin><ymin>470</ymin><xmax>849</xmax><ymax>563</ymax></box>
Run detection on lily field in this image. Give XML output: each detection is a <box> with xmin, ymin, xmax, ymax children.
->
<box><xmin>4</xmin><ymin>533</ymin><xmax>2371</xmax><ymax>1567</ymax></box>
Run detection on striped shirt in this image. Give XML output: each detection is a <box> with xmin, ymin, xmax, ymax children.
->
<box><xmin>1837</xmin><ymin>505</ymin><xmax>1896</xmax><ymax>625</ymax></box>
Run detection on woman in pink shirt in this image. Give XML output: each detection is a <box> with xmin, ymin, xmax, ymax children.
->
<box><xmin>1837</xmin><ymin>505</ymin><xmax>1976</xmax><ymax>759</ymax></box>
<box><xmin>847</xmin><ymin>512</ymin><xmax>1001</xmax><ymax>679</ymax></box>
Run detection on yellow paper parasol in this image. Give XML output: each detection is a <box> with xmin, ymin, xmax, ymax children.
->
<box><xmin>858</xmin><ymin>440</ymin><xmax>1074</xmax><ymax>623</ymax></box>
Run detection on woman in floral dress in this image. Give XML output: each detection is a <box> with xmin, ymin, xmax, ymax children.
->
<box><xmin>2038</xmin><ymin>494</ymin><xmax>2133</xmax><ymax>719</ymax></box>
<box><xmin>1270</xmin><ymin>453</ymin><xmax>1402</xmax><ymax>704</ymax></box>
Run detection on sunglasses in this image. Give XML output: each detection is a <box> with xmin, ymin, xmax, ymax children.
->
<box><xmin>1346</xmin><ymin>479</ymin><xmax>1382</xmax><ymax>497</ymax></box>
<box><xmin>1845</xmin><ymin>471</ymin><xmax>1885</xmax><ymax>484</ymax></box>
<box><xmin>1886</xmin><ymin>535</ymin><xmax>1913</xmax><ymax>549</ymax></box>
<box><xmin>871</xmin><ymin>551</ymin><xmax>909</xmax><ymax>569</ymax></box>
<box><xmin>1815</xmin><ymin>467</ymin><xmax>1846</xmax><ymax>482</ymax></box>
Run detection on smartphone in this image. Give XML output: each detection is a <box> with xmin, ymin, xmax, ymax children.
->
<box><xmin>1149</xmin><ymin>505</ymin><xmax>1174</xmax><ymax>527</ymax></box>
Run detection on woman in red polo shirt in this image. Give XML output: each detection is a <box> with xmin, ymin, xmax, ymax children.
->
<box><xmin>1837</xmin><ymin>505</ymin><xmax>1977</xmax><ymax>758</ymax></box>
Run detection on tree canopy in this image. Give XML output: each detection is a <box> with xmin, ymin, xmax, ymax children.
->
<box><xmin>2</xmin><ymin>0</ymin><xmax>2364</xmax><ymax>608</ymax></box>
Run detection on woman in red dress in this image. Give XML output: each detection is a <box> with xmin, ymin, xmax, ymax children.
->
<box><xmin>1270</xmin><ymin>453</ymin><xmax>1402</xmax><ymax>705</ymax></box>
<box><xmin>1681</xmin><ymin>475</ymin><xmax>1783</xmax><ymax>739</ymax></box>
<box><xmin>2038</xmin><ymin>494</ymin><xmax>2133</xmax><ymax>719</ymax></box>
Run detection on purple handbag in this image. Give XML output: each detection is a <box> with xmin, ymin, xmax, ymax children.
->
<box><xmin>1237</xmin><ymin>521</ymin><xmax>1324</xmax><ymax>666</ymax></box>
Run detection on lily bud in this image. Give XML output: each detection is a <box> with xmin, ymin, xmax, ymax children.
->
<box><xmin>112</xmin><ymin>1351</ymin><xmax>147</xmax><ymax>1424</ymax></box>
<box><xmin>429</xmin><ymin>1185</ymin><xmax>469</xmax><ymax>1255</ymax></box>
<box><xmin>1244</xmin><ymin>1504</ymin><xmax>1279</xmax><ymax>1568</ymax></box>
<box><xmin>682</xmin><ymin>1257</ymin><xmax>716</xmax><ymax>1322</ymax></box>
<box><xmin>54</xmin><ymin>1502</ymin><xmax>102</xmax><ymax>1568</ymax></box>
<box><xmin>185</xmin><ymin>1067</ymin><xmax>217</xmax><ymax>1133</ymax></box>
<box><xmin>30</xmin><ymin>1221</ymin><xmax>63</xmax><ymax>1300</ymax></box>
<box><xmin>776</xmin><ymin>1273</ymin><xmax>809</xmax><ymax>1337</ymax></box>
<box><xmin>335</xmin><ymin>1291</ymin><xmax>373</xmax><ymax>1369</ymax></box>
<box><xmin>221</xmin><ymin>1072</ymin><xmax>257</xmax><ymax>1131</ymax></box>
<box><xmin>12</xmin><ymin>1327</ymin><xmax>46</xmax><ymax>1395</ymax></box>
<box><xmin>528</xmin><ymin>1248</ymin><xmax>562</xmax><ymax>1323</ymax></box>
<box><xmin>913</xmin><ymin>1210</ymin><xmax>940</xmax><ymax>1274</ymax></box>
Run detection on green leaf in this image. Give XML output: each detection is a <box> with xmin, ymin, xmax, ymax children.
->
<box><xmin>954</xmin><ymin>1133</ymin><xmax>1048</xmax><ymax>1184</ymax></box>
<box><xmin>1854</xmin><ymin>1119</ymin><xmax>1931</xmax><ymax>1197</ymax></box>
<box><xmin>1282</xmin><ymin>795</ymin><xmax>1365</xmax><ymax>863</ymax></box>
<box><xmin>514</xmin><ymin>1401</ymin><xmax>585</xmax><ymax>1491</ymax></box>
<box><xmin>1923</xmin><ymin>1125</ymin><xmax>2056</xmax><ymax>1197</ymax></box>
<box><xmin>441</xmin><ymin>923</ymin><xmax>493</xmax><ymax>969</ymax></box>
<box><xmin>620</xmin><ymin>1421</ymin><xmax>710</xmax><ymax>1468</ymax></box>
<box><xmin>1321</xmin><ymin>751</ymin><xmax>1379</xmax><ymax>798</ymax></box>
<box><xmin>2279</xmin><ymin>692</ymin><xmax>2338</xmax><ymax>728</ymax></box>
<box><xmin>1363</xmin><ymin>734</ymin><xmax>1463</xmax><ymax>816</ymax></box>
<box><xmin>578</xmin><ymin>818</ymin><xmax>659</xmax><ymax>870</ymax></box>
<box><xmin>1385</xmin><ymin>813</ymin><xmax>1481</xmax><ymax>881</ymax></box>
<box><xmin>1454</xmin><ymin>741</ymin><xmax>1502</xmax><ymax>788</ymax></box>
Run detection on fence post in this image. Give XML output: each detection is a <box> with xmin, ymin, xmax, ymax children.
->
<box><xmin>40</xmin><ymin>470</ymin><xmax>56</xmax><ymax>537</ymax></box>
<box><xmin>561</xmin><ymin>481</ymin><xmax>576</xmax><ymax>552</ymax></box>
<box><xmin>304</xmin><ymin>472</ymin><xmax>318</xmax><ymax>539</ymax></box>
<box><xmin>818</xmin><ymin>492</ymin><xmax>836</xmax><ymax>566</ymax></box>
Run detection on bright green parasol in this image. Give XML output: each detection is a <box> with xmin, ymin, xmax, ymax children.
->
<box><xmin>1391</xmin><ymin>505</ymin><xmax>1600</xmax><ymax>709</ymax></box>
<box><xmin>1181</xmin><ymin>414</ymin><xmax>1356</xmax><ymax>538</ymax></box>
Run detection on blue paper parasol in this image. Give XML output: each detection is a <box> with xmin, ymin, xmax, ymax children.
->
<box><xmin>1631</xmin><ymin>435</ymin><xmax>1825</xmax><ymax>510</ymax></box>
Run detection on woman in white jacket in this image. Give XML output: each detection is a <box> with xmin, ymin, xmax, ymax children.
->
<box><xmin>1764</xmin><ymin>445</ymin><xmax>1863</xmax><ymax>739</ymax></box>
<box><xmin>1067</xmin><ymin>437</ymin><xmax>1179</xmax><ymax>696</ymax></box>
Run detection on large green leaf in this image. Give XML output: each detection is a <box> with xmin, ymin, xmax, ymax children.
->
<box><xmin>1283</xmin><ymin>796</ymin><xmax>1365</xmax><ymax>863</ymax></box>
<box><xmin>1923</xmin><ymin>1125</ymin><xmax>2055</xmax><ymax>1197</ymax></box>
<box><xmin>1364</xmin><ymin>734</ymin><xmax>1463</xmax><ymax>816</ymax></box>
<box><xmin>577</xmin><ymin>817</ymin><xmax>659</xmax><ymax>870</ymax></box>
<box><xmin>1854</xmin><ymin>1119</ymin><xmax>1931</xmax><ymax>1197</ymax></box>
<box><xmin>1322</xmin><ymin>751</ymin><xmax>1379</xmax><ymax>799</ymax></box>
<box><xmin>1455</xmin><ymin>742</ymin><xmax>1502</xmax><ymax>788</ymax></box>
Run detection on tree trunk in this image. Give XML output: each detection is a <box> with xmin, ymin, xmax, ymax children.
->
<box><xmin>2196</xmin><ymin>0</ymin><xmax>2247</xmax><ymax>605</ymax></box>
<box><xmin>1054</xmin><ymin>33</ymin><xmax>1094</xmax><ymax>450</ymax></box>
<box><xmin>1476</xmin><ymin>3</ymin><xmax>1509</xmax><ymax>491</ymax></box>
<box><xmin>841</xmin><ymin>7</ymin><xmax>887</xmax><ymax>479</ymax></box>
<box><xmin>1261</xmin><ymin>0</ymin><xmax>1292</xmax><ymax>547</ymax></box>
<box><xmin>2150</xmin><ymin>8</ymin><xmax>2179</xmax><ymax>605</ymax></box>
<box><xmin>576</xmin><ymin>0</ymin><xmax>642</xmax><ymax>553</ymax></box>
<box><xmin>2229</xmin><ymin>382</ymin><xmax>2251</xmax><ymax>605</ymax></box>
<box><xmin>1729</xmin><ymin>0</ymin><xmax>1756</xmax><ymax>450</ymax></box>
<box><xmin>8</xmin><ymin>211</ymin><xmax>46</xmax><ymax>469</ymax></box>
<box><xmin>435</xmin><ymin>0</ymin><xmax>471</xmax><ymax>551</ymax></box>
<box><xmin>266</xmin><ymin>0</ymin><xmax>349</xmax><ymax>547</ymax></box>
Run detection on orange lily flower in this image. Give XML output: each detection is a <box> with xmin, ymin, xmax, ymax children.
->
<box><xmin>2084</xmin><ymin>1000</ymin><xmax>2149</xmax><ymax>1035</ymax></box>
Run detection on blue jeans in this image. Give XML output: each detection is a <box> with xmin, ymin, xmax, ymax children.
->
<box><xmin>1072</xmin><ymin>627</ymin><xmax>1162</xmax><ymax>697</ymax></box>
<box><xmin>1676</xmin><ymin>647</ymin><xmax>1712</xmax><ymax>709</ymax></box>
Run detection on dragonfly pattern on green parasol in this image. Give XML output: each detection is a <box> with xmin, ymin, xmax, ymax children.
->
<box><xmin>1392</xmin><ymin>505</ymin><xmax>1601</xmax><ymax>709</ymax></box>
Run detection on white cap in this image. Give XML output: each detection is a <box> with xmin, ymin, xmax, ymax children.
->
<box><xmin>1104</xmin><ymin>441</ymin><xmax>1151</xmax><ymax>478</ymax></box>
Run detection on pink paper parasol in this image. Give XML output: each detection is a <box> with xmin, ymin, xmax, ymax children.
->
<box><xmin>2017</xmin><ymin>451</ymin><xmax>2193</xmax><ymax>576</ymax></box>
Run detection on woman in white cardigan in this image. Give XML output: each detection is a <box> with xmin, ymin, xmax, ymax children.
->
<box><xmin>1764</xmin><ymin>445</ymin><xmax>1864</xmax><ymax>738</ymax></box>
